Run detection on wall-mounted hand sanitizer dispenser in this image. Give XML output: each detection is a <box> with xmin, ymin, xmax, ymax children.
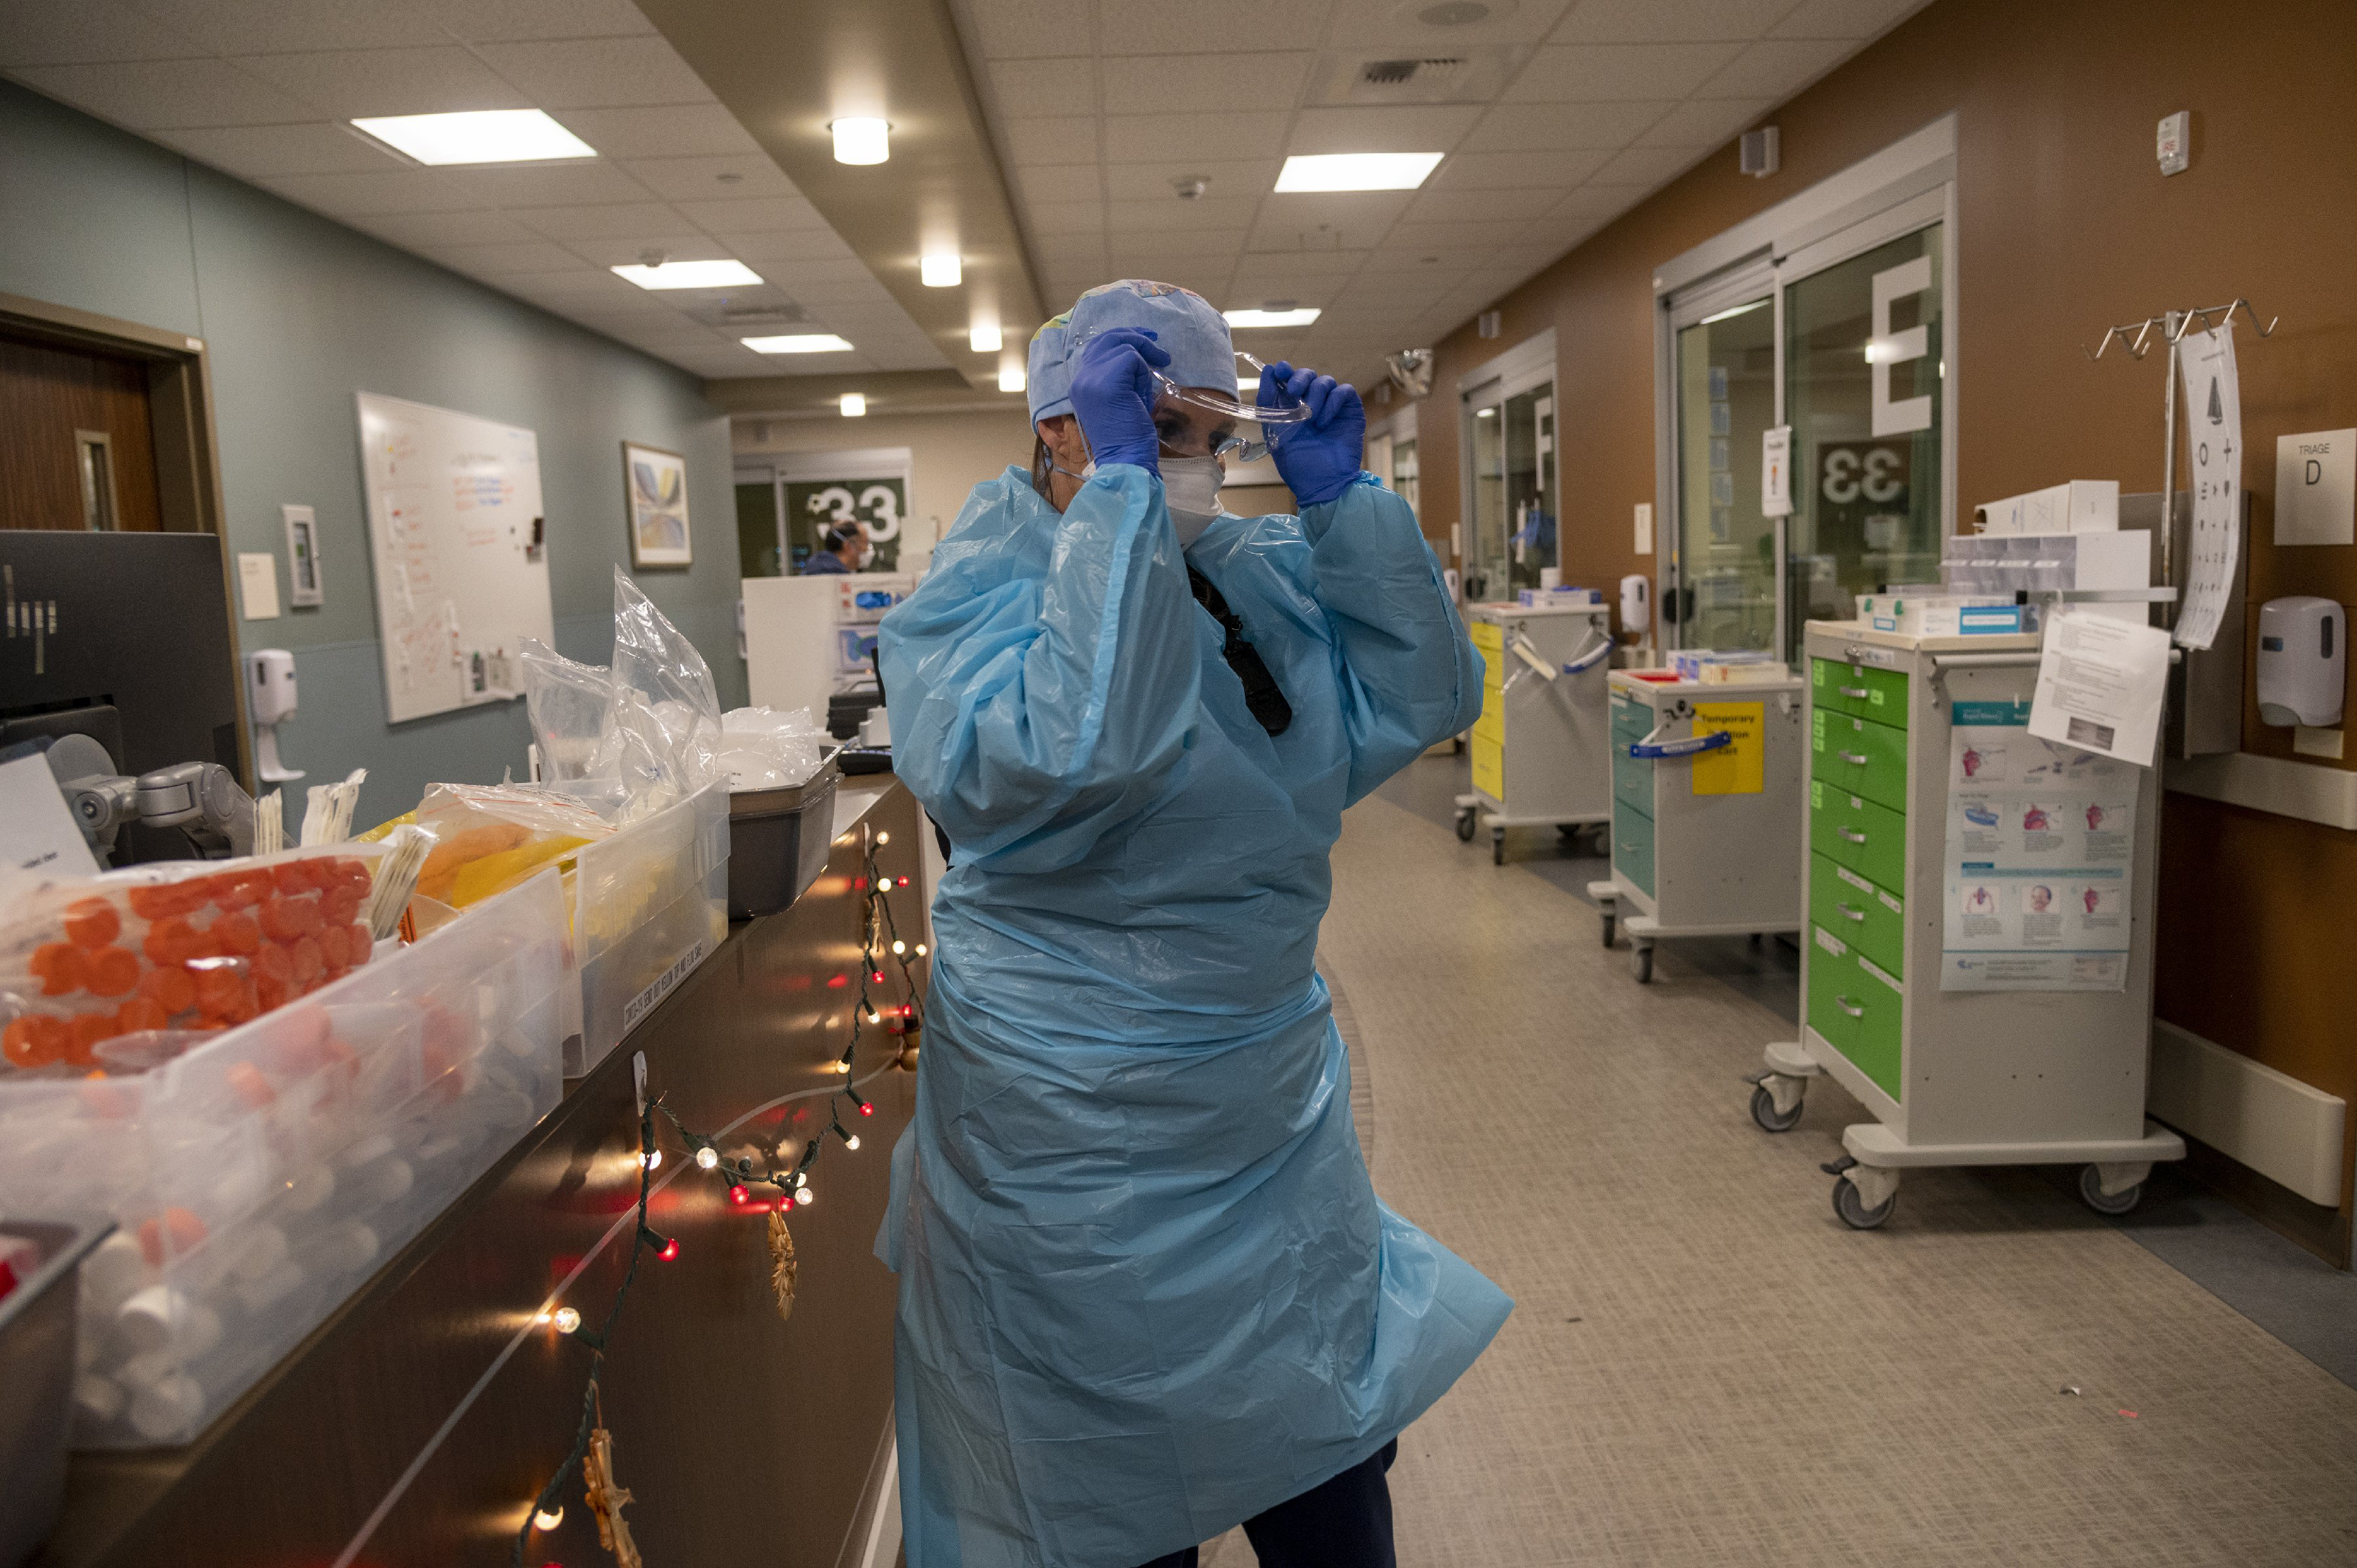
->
<box><xmin>2256</xmin><ymin>596</ymin><xmax>2344</xmax><ymax>728</ymax></box>
<box><xmin>1619</xmin><ymin>574</ymin><xmax>1651</xmax><ymax>639</ymax></box>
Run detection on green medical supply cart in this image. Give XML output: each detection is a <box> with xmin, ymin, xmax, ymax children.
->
<box><xmin>1749</xmin><ymin>621</ymin><xmax>2184</xmax><ymax>1228</ymax></box>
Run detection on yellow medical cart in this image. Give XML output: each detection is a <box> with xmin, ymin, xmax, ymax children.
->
<box><xmin>1586</xmin><ymin>667</ymin><xmax>1806</xmax><ymax>983</ymax></box>
<box><xmin>1749</xmin><ymin>621</ymin><xmax>2183</xmax><ymax>1228</ymax></box>
<box><xmin>1455</xmin><ymin>603</ymin><xmax>1615</xmax><ymax>865</ymax></box>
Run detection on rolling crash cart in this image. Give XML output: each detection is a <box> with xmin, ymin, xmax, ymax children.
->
<box><xmin>1455</xmin><ymin>602</ymin><xmax>1615</xmax><ymax>865</ymax></box>
<box><xmin>1749</xmin><ymin>622</ymin><xmax>2183</xmax><ymax>1228</ymax></box>
<box><xmin>1588</xmin><ymin>666</ymin><xmax>1807</xmax><ymax>983</ymax></box>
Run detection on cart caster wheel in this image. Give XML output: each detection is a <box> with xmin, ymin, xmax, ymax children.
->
<box><xmin>1491</xmin><ymin>828</ymin><xmax>1507</xmax><ymax>866</ymax></box>
<box><xmin>2078</xmin><ymin>1164</ymin><xmax>2144</xmax><ymax>1216</ymax></box>
<box><xmin>1749</xmin><ymin>1083</ymin><xmax>1803</xmax><ymax>1133</ymax></box>
<box><xmin>1454</xmin><ymin>806</ymin><xmax>1477</xmax><ymax>843</ymax></box>
<box><xmin>1588</xmin><ymin>824</ymin><xmax>1611</xmax><ymax>857</ymax></box>
<box><xmin>1833</xmin><ymin>1175</ymin><xmax>1896</xmax><ymax>1230</ymax></box>
<box><xmin>1600</xmin><ymin>912</ymin><xmax>1617</xmax><ymax>948</ymax></box>
<box><xmin>1630</xmin><ymin>943</ymin><xmax>1653</xmax><ymax>983</ymax></box>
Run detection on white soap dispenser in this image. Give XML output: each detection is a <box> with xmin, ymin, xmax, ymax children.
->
<box><xmin>2256</xmin><ymin>596</ymin><xmax>2345</xmax><ymax>728</ymax></box>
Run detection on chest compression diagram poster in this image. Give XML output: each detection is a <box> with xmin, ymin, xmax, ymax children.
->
<box><xmin>1941</xmin><ymin>699</ymin><xmax>2138</xmax><ymax>992</ymax></box>
<box><xmin>357</xmin><ymin>393</ymin><xmax>555</xmax><ymax>723</ymax></box>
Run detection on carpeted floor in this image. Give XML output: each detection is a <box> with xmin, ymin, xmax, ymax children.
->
<box><xmin>1247</xmin><ymin>779</ymin><xmax>2357</xmax><ymax>1567</ymax></box>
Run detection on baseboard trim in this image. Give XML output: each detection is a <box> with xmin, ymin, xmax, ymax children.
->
<box><xmin>2149</xmin><ymin>1020</ymin><xmax>2346</xmax><ymax>1207</ymax></box>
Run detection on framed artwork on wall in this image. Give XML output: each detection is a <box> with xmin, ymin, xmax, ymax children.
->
<box><xmin>623</xmin><ymin>441</ymin><xmax>692</xmax><ymax>568</ymax></box>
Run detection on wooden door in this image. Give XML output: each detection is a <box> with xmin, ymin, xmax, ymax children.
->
<box><xmin>0</xmin><ymin>331</ymin><xmax>164</xmax><ymax>531</ymax></box>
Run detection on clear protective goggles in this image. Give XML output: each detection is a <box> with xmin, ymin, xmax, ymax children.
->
<box><xmin>1069</xmin><ymin>330</ymin><xmax>1311</xmax><ymax>464</ymax></box>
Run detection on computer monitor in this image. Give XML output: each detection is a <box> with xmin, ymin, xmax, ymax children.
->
<box><xmin>0</xmin><ymin>531</ymin><xmax>247</xmax><ymax>862</ymax></box>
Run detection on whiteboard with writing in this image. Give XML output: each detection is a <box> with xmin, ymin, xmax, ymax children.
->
<box><xmin>357</xmin><ymin>392</ymin><xmax>555</xmax><ymax>723</ymax></box>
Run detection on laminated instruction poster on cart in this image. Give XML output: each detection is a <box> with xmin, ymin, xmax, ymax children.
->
<box><xmin>1941</xmin><ymin>699</ymin><xmax>2137</xmax><ymax>992</ymax></box>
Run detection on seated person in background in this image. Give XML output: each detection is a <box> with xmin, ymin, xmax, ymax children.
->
<box><xmin>802</xmin><ymin>520</ymin><xmax>868</xmax><ymax>574</ymax></box>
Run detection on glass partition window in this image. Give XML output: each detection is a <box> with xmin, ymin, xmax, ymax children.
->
<box><xmin>736</xmin><ymin>473</ymin><xmax>782</xmax><ymax>578</ymax></box>
<box><xmin>1673</xmin><ymin>297</ymin><xmax>1776</xmax><ymax>650</ymax></box>
<box><xmin>1782</xmin><ymin>224</ymin><xmax>1946</xmax><ymax>655</ymax></box>
<box><xmin>1392</xmin><ymin>437</ymin><xmax>1419</xmax><ymax>519</ymax></box>
<box><xmin>1463</xmin><ymin>382</ymin><xmax>1554</xmax><ymax>602</ymax></box>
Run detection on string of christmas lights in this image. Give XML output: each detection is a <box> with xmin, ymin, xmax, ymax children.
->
<box><xmin>509</xmin><ymin>827</ymin><xmax>928</xmax><ymax>1568</ymax></box>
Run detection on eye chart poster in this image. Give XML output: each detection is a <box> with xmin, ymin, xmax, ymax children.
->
<box><xmin>2173</xmin><ymin>322</ymin><xmax>2241</xmax><ymax>651</ymax></box>
<box><xmin>1941</xmin><ymin>699</ymin><xmax>2137</xmax><ymax>992</ymax></box>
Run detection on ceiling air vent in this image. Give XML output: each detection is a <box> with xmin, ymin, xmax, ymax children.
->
<box><xmin>1360</xmin><ymin>57</ymin><xmax>1463</xmax><ymax>88</ymax></box>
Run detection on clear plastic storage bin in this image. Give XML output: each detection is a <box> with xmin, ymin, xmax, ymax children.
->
<box><xmin>567</xmin><ymin>782</ymin><xmax>729</xmax><ymax>1076</ymax></box>
<box><xmin>0</xmin><ymin>871</ymin><xmax>568</xmax><ymax>1448</ymax></box>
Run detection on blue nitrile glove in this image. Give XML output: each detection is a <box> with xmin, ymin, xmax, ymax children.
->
<box><xmin>1259</xmin><ymin>361</ymin><xmax>1367</xmax><ymax>509</ymax></box>
<box><xmin>1069</xmin><ymin>327</ymin><xmax>1169</xmax><ymax>476</ymax></box>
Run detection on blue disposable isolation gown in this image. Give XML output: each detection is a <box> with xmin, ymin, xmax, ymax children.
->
<box><xmin>876</xmin><ymin>463</ymin><xmax>1512</xmax><ymax>1568</ymax></box>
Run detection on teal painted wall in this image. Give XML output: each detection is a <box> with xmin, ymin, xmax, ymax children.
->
<box><xmin>0</xmin><ymin>81</ymin><xmax>744</xmax><ymax>833</ymax></box>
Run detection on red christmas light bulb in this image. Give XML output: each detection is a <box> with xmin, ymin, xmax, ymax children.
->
<box><xmin>858</xmin><ymin>1100</ymin><xmax>875</xmax><ymax>1116</ymax></box>
<box><xmin>655</xmin><ymin>1236</ymin><xmax>680</xmax><ymax>1262</ymax></box>
<box><xmin>728</xmin><ymin>1184</ymin><xmax>750</xmax><ymax>1206</ymax></box>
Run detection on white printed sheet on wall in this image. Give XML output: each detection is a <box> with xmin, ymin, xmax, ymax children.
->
<box><xmin>1941</xmin><ymin>699</ymin><xmax>2136</xmax><ymax>993</ymax></box>
<box><xmin>357</xmin><ymin>393</ymin><xmax>555</xmax><ymax>724</ymax></box>
<box><xmin>2172</xmin><ymin>323</ymin><xmax>2242</xmax><ymax>651</ymax></box>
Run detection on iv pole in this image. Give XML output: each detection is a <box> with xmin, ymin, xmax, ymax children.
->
<box><xmin>2083</xmin><ymin>299</ymin><xmax>2278</xmax><ymax>630</ymax></box>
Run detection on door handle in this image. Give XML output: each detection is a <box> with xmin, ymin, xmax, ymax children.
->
<box><xmin>1834</xmin><ymin>995</ymin><xmax>1865</xmax><ymax>1018</ymax></box>
<box><xmin>1835</xmin><ymin>903</ymin><xmax>1866</xmax><ymax>922</ymax></box>
<box><xmin>1839</xmin><ymin>685</ymin><xmax>1871</xmax><ymax>700</ymax></box>
<box><xmin>1838</xmin><ymin>751</ymin><xmax>1869</xmax><ymax>766</ymax></box>
<box><xmin>1838</xmin><ymin>827</ymin><xmax>1867</xmax><ymax>844</ymax></box>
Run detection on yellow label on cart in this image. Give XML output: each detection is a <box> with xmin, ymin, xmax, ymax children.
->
<box><xmin>1690</xmin><ymin>701</ymin><xmax>1764</xmax><ymax>795</ymax></box>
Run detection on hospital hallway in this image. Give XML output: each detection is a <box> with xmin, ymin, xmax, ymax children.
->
<box><xmin>1235</xmin><ymin>751</ymin><xmax>2357</xmax><ymax>1568</ymax></box>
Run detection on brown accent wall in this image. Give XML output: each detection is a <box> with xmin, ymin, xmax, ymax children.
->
<box><xmin>0</xmin><ymin>332</ymin><xmax>164</xmax><ymax>532</ymax></box>
<box><xmin>1394</xmin><ymin>0</ymin><xmax>2357</xmax><ymax>1254</ymax></box>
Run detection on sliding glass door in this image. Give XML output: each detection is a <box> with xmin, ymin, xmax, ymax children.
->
<box><xmin>1462</xmin><ymin>370</ymin><xmax>1555</xmax><ymax>604</ymax></box>
<box><xmin>1671</xmin><ymin>280</ymin><xmax>1777</xmax><ymax>651</ymax></box>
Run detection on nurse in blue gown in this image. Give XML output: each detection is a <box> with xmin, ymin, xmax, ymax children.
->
<box><xmin>877</xmin><ymin>280</ymin><xmax>1511</xmax><ymax>1568</ymax></box>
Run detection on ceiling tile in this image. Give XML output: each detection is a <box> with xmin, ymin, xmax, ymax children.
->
<box><xmin>1383</xmin><ymin>219</ymin><xmax>1529</xmax><ymax>251</ymax></box>
<box><xmin>1249</xmin><ymin>190</ymin><xmax>1413</xmax><ymax>250</ymax></box>
<box><xmin>1108</xmin><ymin>195</ymin><xmax>1260</xmax><ymax>234</ymax></box>
<box><xmin>990</xmin><ymin>56</ymin><xmax>1094</xmax><ymax>117</ymax></box>
<box><xmin>1429</xmin><ymin>147</ymin><xmax>1610</xmax><ymax>189</ymax></box>
<box><xmin>260</xmin><ymin>167</ymin><xmax>491</xmax><ymax>213</ymax></box>
<box><xmin>130</xmin><ymin>0</ymin><xmax>441</xmax><ymax>52</ymax></box>
<box><xmin>1771</xmin><ymin>0</ymin><xmax>1928</xmax><ymax>37</ymax></box>
<box><xmin>1285</xmin><ymin>105</ymin><xmax>1483</xmax><ymax>156</ymax></box>
<box><xmin>1098</xmin><ymin>0</ymin><xmax>1335</xmax><ymax>54</ymax></box>
<box><xmin>967</xmin><ymin>0</ymin><xmax>1093</xmax><ymax>59</ymax></box>
<box><xmin>1457</xmin><ymin>98</ymin><xmax>1668</xmax><ymax>151</ymax></box>
<box><xmin>1103</xmin><ymin>113</ymin><xmax>1290</xmax><ymax>164</ymax></box>
<box><xmin>719</xmin><ymin>228</ymin><xmax>859</xmax><ymax>263</ymax></box>
<box><xmin>1548</xmin><ymin>0</ymin><xmax>1801</xmax><ymax>44</ymax></box>
<box><xmin>507</xmin><ymin>199</ymin><xmax>685</xmax><ymax>239</ymax></box>
<box><xmin>148</xmin><ymin>121</ymin><xmax>405</xmax><ymax>177</ymax></box>
<box><xmin>1586</xmin><ymin>143</ymin><xmax>1706</xmax><ymax>186</ymax></box>
<box><xmin>1634</xmin><ymin>96</ymin><xmax>1769</xmax><ymax>148</ymax></box>
<box><xmin>555</xmin><ymin>231</ymin><xmax>727</xmax><ymax>266</ymax></box>
<box><xmin>1027</xmin><ymin>198</ymin><xmax>1106</xmax><ymax>236</ymax></box>
<box><xmin>1228</xmin><ymin>247</ymin><xmax>1367</xmax><ymax>278</ymax></box>
<box><xmin>1698</xmin><ymin>36</ymin><xmax>1852</xmax><ymax>98</ymax></box>
<box><xmin>1101</xmin><ymin>159</ymin><xmax>1277</xmax><ymax>202</ymax></box>
<box><xmin>1318</xmin><ymin>0</ymin><xmax>1575</xmax><ymax>48</ymax></box>
<box><xmin>670</xmin><ymin>194</ymin><xmax>827</xmax><ymax>232</ymax></box>
<box><xmin>234</xmin><ymin>46</ymin><xmax>532</xmax><ymax>119</ymax></box>
<box><xmin>1088</xmin><ymin>228</ymin><xmax>1244</xmax><ymax>261</ymax></box>
<box><xmin>1404</xmin><ymin>185</ymin><xmax>1565</xmax><ymax>225</ymax></box>
<box><xmin>1100</xmin><ymin>51</ymin><xmax>1313</xmax><ymax>108</ymax></box>
<box><xmin>739</xmin><ymin>257</ymin><xmax>875</xmax><ymax>290</ymax></box>
<box><xmin>1014</xmin><ymin>162</ymin><xmax>1104</xmax><ymax>204</ymax></box>
<box><xmin>617</xmin><ymin>154</ymin><xmax>799</xmax><ymax>201</ymax></box>
<box><xmin>549</xmin><ymin>103</ymin><xmax>761</xmax><ymax>158</ymax></box>
<box><xmin>1520</xmin><ymin>211</ymin><xmax>1608</xmax><ymax>255</ymax></box>
<box><xmin>1027</xmin><ymin>232</ymin><xmax>1107</xmax><ymax>265</ymax></box>
<box><xmin>1542</xmin><ymin>182</ymin><xmax>1647</xmax><ymax>219</ymax></box>
<box><xmin>429</xmin><ymin>240</ymin><xmax>590</xmax><ymax>274</ymax></box>
<box><xmin>0</xmin><ymin>1</ymin><xmax>205</xmax><ymax>65</ymax></box>
<box><xmin>1005</xmin><ymin>116</ymin><xmax>1098</xmax><ymax>164</ymax></box>
<box><xmin>1224</xmin><ymin>277</ymin><xmax>1344</xmax><ymax>310</ymax></box>
<box><xmin>12</xmin><ymin>58</ymin><xmax>320</xmax><ymax>128</ymax></box>
<box><xmin>356</xmin><ymin>209</ymin><xmax>541</xmax><ymax>246</ymax></box>
<box><xmin>425</xmin><ymin>0</ymin><xmax>656</xmax><ymax>43</ymax></box>
<box><xmin>470</xmin><ymin>37</ymin><xmax>716</xmax><ymax>109</ymax></box>
<box><xmin>1503</xmin><ymin>41</ymin><xmax>1745</xmax><ymax>101</ymax></box>
<box><xmin>432</xmin><ymin>160</ymin><xmax>655</xmax><ymax>208</ymax></box>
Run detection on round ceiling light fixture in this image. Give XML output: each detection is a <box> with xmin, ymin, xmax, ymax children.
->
<box><xmin>1410</xmin><ymin>0</ymin><xmax>1507</xmax><ymax>26</ymax></box>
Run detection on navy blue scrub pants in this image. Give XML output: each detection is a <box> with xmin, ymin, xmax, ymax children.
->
<box><xmin>1135</xmin><ymin>1440</ymin><xmax>1398</xmax><ymax>1568</ymax></box>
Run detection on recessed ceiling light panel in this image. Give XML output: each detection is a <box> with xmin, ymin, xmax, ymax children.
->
<box><xmin>921</xmin><ymin>253</ymin><xmax>962</xmax><ymax>287</ymax></box>
<box><xmin>840</xmin><ymin>393</ymin><xmax>868</xmax><ymax>417</ymax></box>
<box><xmin>350</xmin><ymin>109</ymin><xmax>595</xmax><ymax>166</ymax></box>
<box><xmin>831</xmin><ymin>117</ymin><xmax>890</xmax><ymax>165</ymax></box>
<box><xmin>998</xmin><ymin>364</ymin><xmax>1027</xmax><ymax>393</ymax></box>
<box><xmin>611</xmin><ymin>259</ymin><xmax>763</xmax><ymax>290</ymax></box>
<box><xmin>970</xmin><ymin>320</ymin><xmax>1003</xmax><ymax>353</ymax></box>
<box><xmin>1273</xmin><ymin>152</ymin><xmax>1444</xmax><ymax>192</ymax></box>
<box><xmin>742</xmin><ymin>333</ymin><xmax>854</xmax><ymax>354</ymax></box>
<box><xmin>1224</xmin><ymin>308</ymin><xmax>1323</xmax><ymax>329</ymax></box>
